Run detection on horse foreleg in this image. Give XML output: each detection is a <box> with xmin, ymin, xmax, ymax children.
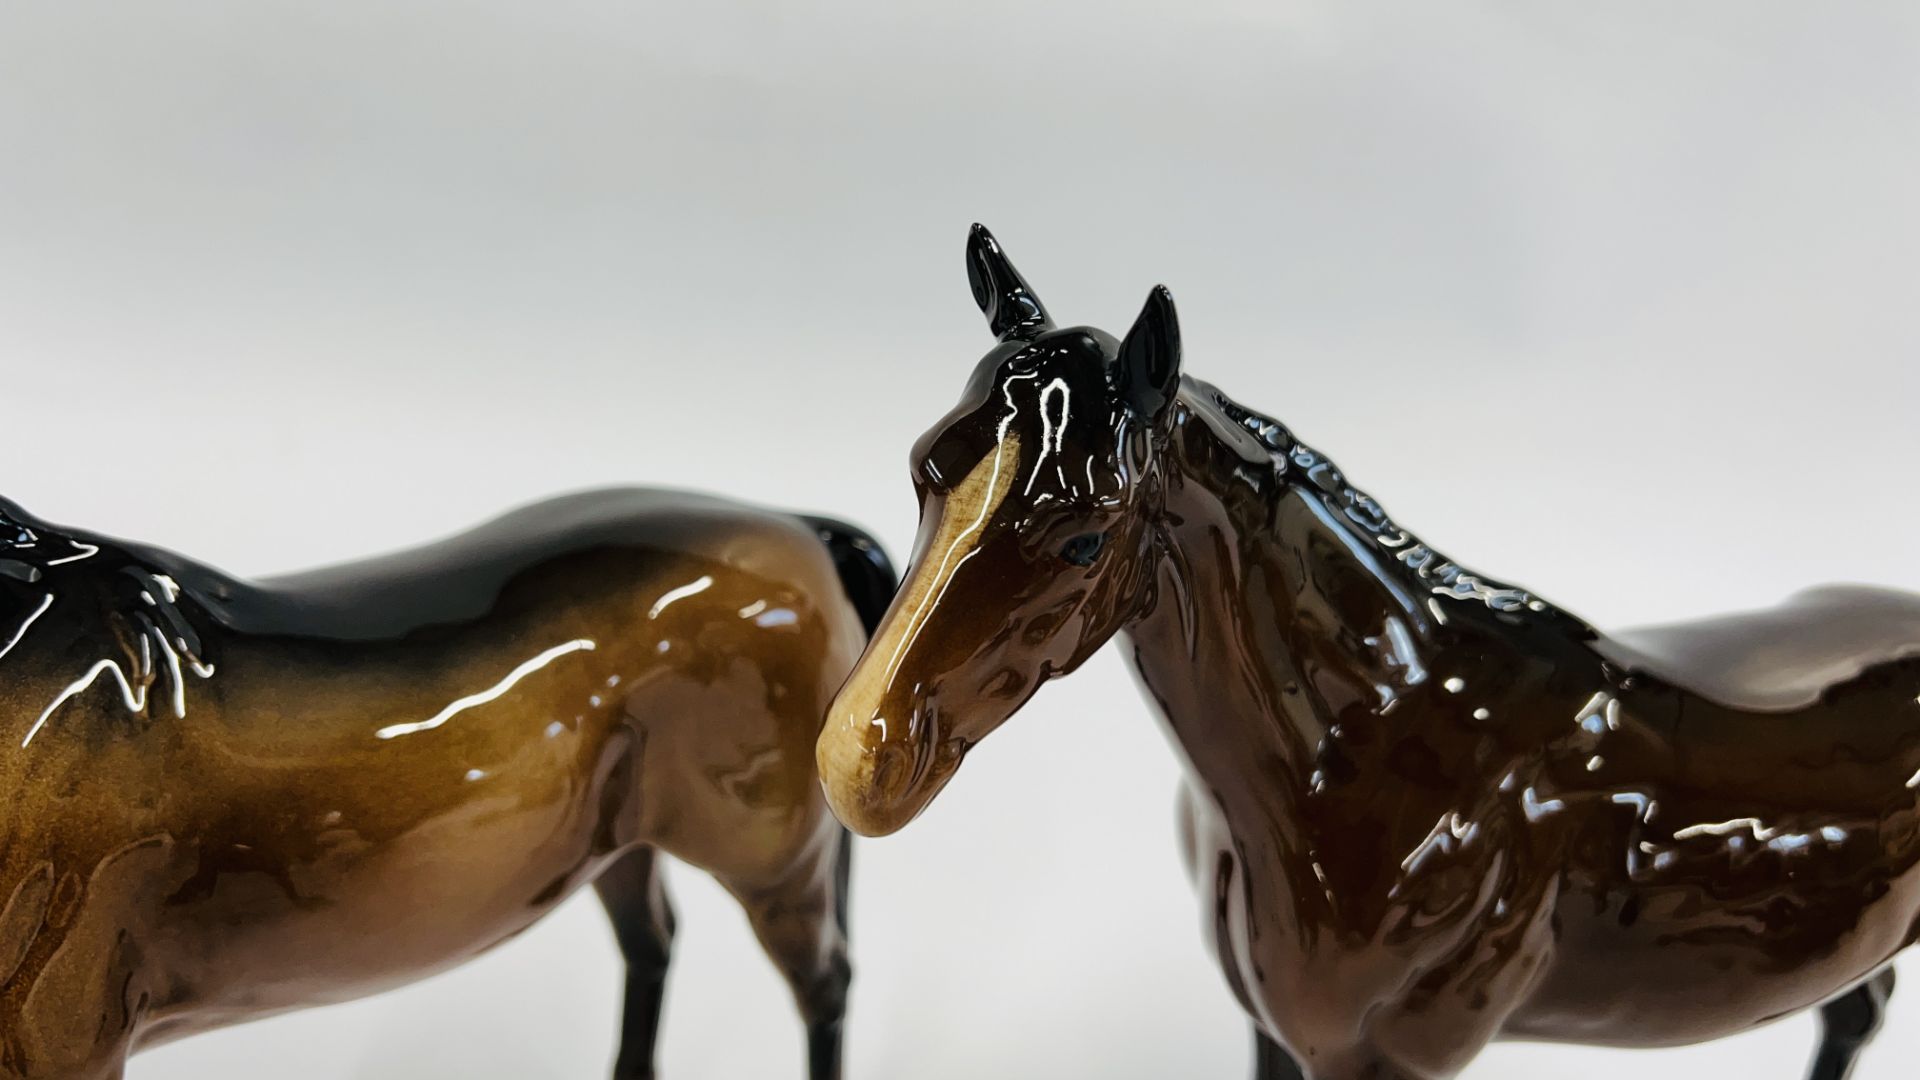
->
<box><xmin>1807</xmin><ymin>967</ymin><xmax>1895</xmax><ymax>1080</ymax></box>
<box><xmin>725</xmin><ymin>826</ymin><xmax>853</xmax><ymax>1080</ymax></box>
<box><xmin>1254</xmin><ymin>1028</ymin><xmax>1306</xmax><ymax>1080</ymax></box>
<box><xmin>594</xmin><ymin>846</ymin><xmax>675</xmax><ymax>1080</ymax></box>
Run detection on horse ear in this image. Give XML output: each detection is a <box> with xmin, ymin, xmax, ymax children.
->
<box><xmin>1114</xmin><ymin>285</ymin><xmax>1182</xmax><ymax>420</ymax></box>
<box><xmin>965</xmin><ymin>223</ymin><xmax>1053</xmax><ymax>341</ymax></box>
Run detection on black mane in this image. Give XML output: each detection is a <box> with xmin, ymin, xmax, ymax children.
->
<box><xmin>0</xmin><ymin>494</ymin><xmax>218</xmax><ymax>732</ymax></box>
<box><xmin>0</xmin><ymin>495</ymin><xmax>155</xmax><ymax>589</ymax></box>
<box><xmin>1197</xmin><ymin>385</ymin><xmax>1577</xmax><ymax>627</ymax></box>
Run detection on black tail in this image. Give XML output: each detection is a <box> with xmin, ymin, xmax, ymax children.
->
<box><xmin>803</xmin><ymin>515</ymin><xmax>899</xmax><ymax>639</ymax></box>
<box><xmin>803</xmin><ymin>516</ymin><xmax>898</xmax><ymax>944</ymax></box>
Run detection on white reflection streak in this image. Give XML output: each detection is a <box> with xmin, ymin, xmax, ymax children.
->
<box><xmin>153</xmin><ymin>632</ymin><xmax>189</xmax><ymax>718</ymax></box>
<box><xmin>995</xmin><ymin>369</ymin><xmax>1039</xmax><ymax>442</ymax></box>
<box><xmin>648</xmin><ymin>577</ymin><xmax>713</xmax><ymax>620</ymax></box>
<box><xmin>1673</xmin><ymin>817</ymin><xmax>1776</xmax><ymax>842</ymax></box>
<box><xmin>44</xmin><ymin>542</ymin><xmax>99</xmax><ymax>567</ymax></box>
<box><xmin>22</xmin><ymin>657</ymin><xmax>149</xmax><ymax>748</ymax></box>
<box><xmin>1024</xmin><ymin>377</ymin><xmax>1070</xmax><ymax>496</ymax></box>
<box><xmin>375</xmin><ymin>639</ymin><xmax>596</xmax><ymax>740</ymax></box>
<box><xmin>0</xmin><ymin>593</ymin><xmax>54</xmax><ymax>664</ymax></box>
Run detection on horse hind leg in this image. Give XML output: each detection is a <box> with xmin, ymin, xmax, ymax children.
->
<box><xmin>594</xmin><ymin>846</ymin><xmax>675</xmax><ymax>1080</ymax></box>
<box><xmin>1807</xmin><ymin>967</ymin><xmax>1895</xmax><ymax>1080</ymax></box>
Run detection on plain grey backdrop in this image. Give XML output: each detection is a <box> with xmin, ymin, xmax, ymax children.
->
<box><xmin>3</xmin><ymin>1</ymin><xmax>1917</xmax><ymax>1077</ymax></box>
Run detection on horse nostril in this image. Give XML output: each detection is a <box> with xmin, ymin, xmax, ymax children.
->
<box><xmin>934</xmin><ymin>735</ymin><xmax>969</xmax><ymax>768</ymax></box>
<box><xmin>867</xmin><ymin>739</ymin><xmax>916</xmax><ymax>801</ymax></box>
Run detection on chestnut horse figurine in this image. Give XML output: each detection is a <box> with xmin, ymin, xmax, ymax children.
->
<box><xmin>0</xmin><ymin>488</ymin><xmax>895</xmax><ymax>1080</ymax></box>
<box><xmin>817</xmin><ymin>225</ymin><xmax>1920</xmax><ymax>1080</ymax></box>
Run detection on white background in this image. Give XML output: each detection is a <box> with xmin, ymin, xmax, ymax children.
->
<box><xmin>3</xmin><ymin>2</ymin><xmax>1918</xmax><ymax>1077</ymax></box>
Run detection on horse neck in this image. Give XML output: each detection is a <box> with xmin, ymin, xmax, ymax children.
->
<box><xmin>1122</xmin><ymin>384</ymin><xmax>1589</xmax><ymax>790</ymax></box>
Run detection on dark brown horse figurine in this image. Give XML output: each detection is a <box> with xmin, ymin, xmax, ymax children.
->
<box><xmin>0</xmin><ymin>488</ymin><xmax>895</xmax><ymax>1080</ymax></box>
<box><xmin>817</xmin><ymin>225</ymin><xmax>1920</xmax><ymax>1080</ymax></box>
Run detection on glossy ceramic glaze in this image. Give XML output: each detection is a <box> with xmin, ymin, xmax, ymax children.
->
<box><xmin>818</xmin><ymin>225</ymin><xmax>1920</xmax><ymax>1080</ymax></box>
<box><xmin>0</xmin><ymin>489</ymin><xmax>894</xmax><ymax>1080</ymax></box>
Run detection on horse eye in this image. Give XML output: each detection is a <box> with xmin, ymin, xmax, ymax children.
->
<box><xmin>1058</xmin><ymin>532</ymin><xmax>1106</xmax><ymax>567</ymax></box>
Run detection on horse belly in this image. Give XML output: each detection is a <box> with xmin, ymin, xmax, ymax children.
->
<box><xmin>139</xmin><ymin>723</ymin><xmax>635</xmax><ymax>1036</ymax></box>
<box><xmin>1508</xmin><ymin>857</ymin><xmax>1920</xmax><ymax>1047</ymax></box>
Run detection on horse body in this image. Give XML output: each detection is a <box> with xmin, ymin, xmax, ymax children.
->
<box><xmin>815</xmin><ymin>225</ymin><xmax>1920</xmax><ymax>1079</ymax></box>
<box><xmin>1133</xmin><ymin>387</ymin><xmax>1920</xmax><ymax>1075</ymax></box>
<box><xmin>0</xmin><ymin>489</ymin><xmax>883</xmax><ymax>1079</ymax></box>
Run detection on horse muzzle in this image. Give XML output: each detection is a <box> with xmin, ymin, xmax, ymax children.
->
<box><xmin>816</xmin><ymin>700</ymin><xmax>959</xmax><ymax>837</ymax></box>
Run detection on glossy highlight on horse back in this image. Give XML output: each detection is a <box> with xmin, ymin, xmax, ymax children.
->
<box><xmin>817</xmin><ymin>224</ymin><xmax>1920</xmax><ymax>1080</ymax></box>
<box><xmin>0</xmin><ymin>489</ymin><xmax>895</xmax><ymax>1080</ymax></box>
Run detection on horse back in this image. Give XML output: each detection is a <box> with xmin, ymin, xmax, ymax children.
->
<box><xmin>1595</xmin><ymin>584</ymin><xmax>1920</xmax><ymax>713</ymax></box>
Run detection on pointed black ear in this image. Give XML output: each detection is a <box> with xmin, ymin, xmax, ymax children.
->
<box><xmin>965</xmin><ymin>223</ymin><xmax>1053</xmax><ymax>341</ymax></box>
<box><xmin>1113</xmin><ymin>285</ymin><xmax>1182</xmax><ymax>419</ymax></box>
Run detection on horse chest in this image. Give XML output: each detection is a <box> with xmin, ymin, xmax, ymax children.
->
<box><xmin>1163</xmin><ymin>693</ymin><xmax>1549</xmax><ymax>1065</ymax></box>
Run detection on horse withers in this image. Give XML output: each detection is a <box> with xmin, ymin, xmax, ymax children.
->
<box><xmin>0</xmin><ymin>488</ymin><xmax>894</xmax><ymax>1080</ymax></box>
<box><xmin>816</xmin><ymin>225</ymin><xmax>1920</xmax><ymax>1080</ymax></box>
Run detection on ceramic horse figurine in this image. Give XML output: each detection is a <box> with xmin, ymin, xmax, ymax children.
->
<box><xmin>0</xmin><ymin>487</ymin><xmax>895</xmax><ymax>1080</ymax></box>
<box><xmin>816</xmin><ymin>225</ymin><xmax>1920</xmax><ymax>1080</ymax></box>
